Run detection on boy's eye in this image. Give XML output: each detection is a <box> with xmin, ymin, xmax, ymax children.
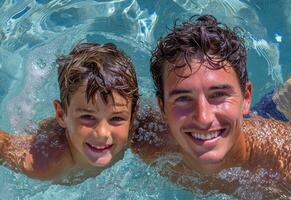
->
<box><xmin>79</xmin><ymin>115</ymin><xmax>96</xmax><ymax>126</ymax></box>
<box><xmin>110</xmin><ymin>116</ymin><xmax>125</xmax><ymax>122</ymax></box>
<box><xmin>80</xmin><ymin>115</ymin><xmax>96</xmax><ymax>121</ymax></box>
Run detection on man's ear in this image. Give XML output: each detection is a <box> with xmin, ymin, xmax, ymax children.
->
<box><xmin>243</xmin><ymin>81</ymin><xmax>252</xmax><ymax>115</ymax></box>
<box><xmin>53</xmin><ymin>100</ymin><xmax>67</xmax><ymax>128</ymax></box>
<box><xmin>157</xmin><ymin>96</ymin><xmax>167</xmax><ymax>121</ymax></box>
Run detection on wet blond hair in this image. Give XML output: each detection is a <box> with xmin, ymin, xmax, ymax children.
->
<box><xmin>57</xmin><ymin>42</ymin><xmax>139</xmax><ymax>115</ymax></box>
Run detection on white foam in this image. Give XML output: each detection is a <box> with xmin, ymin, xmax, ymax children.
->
<box><xmin>252</xmin><ymin>38</ymin><xmax>283</xmax><ymax>86</ymax></box>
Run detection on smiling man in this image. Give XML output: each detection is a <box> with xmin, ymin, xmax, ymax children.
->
<box><xmin>159</xmin><ymin>58</ymin><xmax>252</xmax><ymax>174</ymax></box>
<box><xmin>132</xmin><ymin>15</ymin><xmax>290</xmax><ymax>196</ymax></box>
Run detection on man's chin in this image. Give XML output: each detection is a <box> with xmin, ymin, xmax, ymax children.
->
<box><xmin>192</xmin><ymin>151</ymin><xmax>227</xmax><ymax>172</ymax></box>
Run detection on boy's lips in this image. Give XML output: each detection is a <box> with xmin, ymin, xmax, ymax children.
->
<box><xmin>85</xmin><ymin>142</ymin><xmax>113</xmax><ymax>153</ymax></box>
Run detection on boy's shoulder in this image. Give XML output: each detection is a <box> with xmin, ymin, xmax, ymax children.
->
<box><xmin>7</xmin><ymin>118</ymin><xmax>73</xmax><ymax>180</ymax></box>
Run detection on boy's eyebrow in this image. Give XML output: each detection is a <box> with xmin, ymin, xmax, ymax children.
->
<box><xmin>76</xmin><ymin>108</ymin><xmax>95</xmax><ymax>113</ymax></box>
<box><xmin>75</xmin><ymin>107</ymin><xmax>130</xmax><ymax>114</ymax></box>
<box><xmin>112</xmin><ymin>110</ymin><xmax>130</xmax><ymax>115</ymax></box>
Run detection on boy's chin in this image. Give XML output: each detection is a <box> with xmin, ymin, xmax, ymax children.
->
<box><xmin>89</xmin><ymin>155</ymin><xmax>113</xmax><ymax>167</ymax></box>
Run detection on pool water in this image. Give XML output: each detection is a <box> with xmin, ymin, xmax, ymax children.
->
<box><xmin>0</xmin><ymin>0</ymin><xmax>290</xmax><ymax>199</ymax></box>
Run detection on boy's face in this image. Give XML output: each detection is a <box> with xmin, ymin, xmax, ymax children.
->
<box><xmin>55</xmin><ymin>86</ymin><xmax>132</xmax><ymax>167</ymax></box>
<box><xmin>158</xmin><ymin>58</ymin><xmax>252</xmax><ymax>172</ymax></box>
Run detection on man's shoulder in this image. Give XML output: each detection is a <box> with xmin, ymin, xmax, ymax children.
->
<box><xmin>242</xmin><ymin>115</ymin><xmax>291</xmax><ymax>181</ymax></box>
<box><xmin>243</xmin><ymin>115</ymin><xmax>291</xmax><ymax>136</ymax></box>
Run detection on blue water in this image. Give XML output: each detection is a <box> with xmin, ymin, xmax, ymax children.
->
<box><xmin>0</xmin><ymin>0</ymin><xmax>290</xmax><ymax>199</ymax></box>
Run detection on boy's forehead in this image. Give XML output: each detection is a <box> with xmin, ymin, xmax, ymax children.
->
<box><xmin>72</xmin><ymin>85</ymin><xmax>130</xmax><ymax>106</ymax></box>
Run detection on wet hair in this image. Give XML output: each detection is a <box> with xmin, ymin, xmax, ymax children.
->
<box><xmin>57</xmin><ymin>42</ymin><xmax>139</xmax><ymax>115</ymax></box>
<box><xmin>150</xmin><ymin>15</ymin><xmax>248</xmax><ymax>100</ymax></box>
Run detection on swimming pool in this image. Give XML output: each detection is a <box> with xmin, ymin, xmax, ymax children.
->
<box><xmin>0</xmin><ymin>0</ymin><xmax>290</xmax><ymax>199</ymax></box>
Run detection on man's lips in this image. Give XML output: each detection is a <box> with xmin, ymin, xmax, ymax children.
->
<box><xmin>85</xmin><ymin>142</ymin><xmax>113</xmax><ymax>153</ymax></box>
<box><xmin>185</xmin><ymin>128</ymin><xmax>226</xmax><ymax>141</ymax></box>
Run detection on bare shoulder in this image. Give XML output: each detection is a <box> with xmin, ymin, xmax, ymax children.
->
<box><xmin>243</xmin><ymin>115</ymin><xmax>291</xmax><ymax>139</ymax></box>
<box><xmin>242</xmin><ymin>115</ymin><xmax>290</xmax><ymax>181</ymax></box>
<box><xmin>2</xmin><ymin>118</ymin><xmax>73</xmax><ymax>180</ymax></box>
<box><xmin>130</xmin><ymin>106</ymin><xmax>178</xmax><ymax>163</ymax></box>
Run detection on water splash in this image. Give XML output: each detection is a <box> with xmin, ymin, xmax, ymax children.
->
<box><xmin>123</xmin><ymin>0</ymin><xmax>157</xmax><ymax>45</ymax></box>
<box><xmin>3</xmin><ymin>36</ymin><xmax>72</xmax><ymax>132</ymax></box>
<box><xmin>216</xmin><ymin>0</ymin><xmax>249</xmax><ymax>17</ymax></box>
<box><xmin>172</xmin><ymin>0</ymin><xmax>208</xmax><ymax>14</ymax></box>
<box><xmin>252</xmin><ymin>38</ymin><xmax>283</xmax><ymax>86</ymax></box>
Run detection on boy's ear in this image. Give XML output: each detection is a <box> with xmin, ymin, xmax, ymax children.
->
<box><xmin>243</xmin><ymin>81</ymin><xmax>252</xmax><ymax>115</ymax></box>
<box><xmin>53</xmin><ymin>100</ymin><xmax>67</xmax><ymax>128</ymax></box>
<box><xmin>130</xmin><ymin>105</ymin><xmax>138</xmax><ymax>125</ymax></box>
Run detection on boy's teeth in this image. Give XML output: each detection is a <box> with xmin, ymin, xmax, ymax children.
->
<box><xmin>190</xmin><ymin>131</ymin><xmax>220</xmax><ymax>140</ymax></box>
<box><xmin>89</xmin><ymin>144</ymin><xmax>111</xmax><ymax>149</ymax></box>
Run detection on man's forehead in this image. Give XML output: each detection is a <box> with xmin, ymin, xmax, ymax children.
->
<box><xmin>162</xmin><ymin>61</ymin><xmax>240</xmax><ymax>94</ymax></box>
<box><xmin>163</xmin><ymin>58</ymin><xmax>232</xmax><ymax>77</ymax></box>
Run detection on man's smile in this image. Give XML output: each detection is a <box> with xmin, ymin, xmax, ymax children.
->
<box><xmin>185</xmin><ymin>130</ymin><xmax>224</xmax><ymax>140</ymax></box>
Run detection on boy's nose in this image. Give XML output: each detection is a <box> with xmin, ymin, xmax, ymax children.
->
<box><xmin>192</xmin><ymin>96</ymin><xmax>214</xmax><ymax>129</ymax></box>
<box><xmin>94</xmin><ymin>120</ymin><xmax>111</xmax><ymax>138</ymax></box>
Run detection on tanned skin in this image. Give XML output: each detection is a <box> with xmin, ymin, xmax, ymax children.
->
<box><xmin>131</xmin><ymin>62</ymin><xmax>291</xmax><ymax>198</ymax></box>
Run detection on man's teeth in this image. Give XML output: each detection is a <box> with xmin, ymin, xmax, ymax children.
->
<box><xmin>190</xmin><ymin>131</ymin><xmax>220</xmax><ymax>140</ymax></box>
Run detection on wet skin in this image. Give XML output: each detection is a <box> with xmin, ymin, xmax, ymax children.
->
<box><xmin>54</xmin><ymin>85</ymin><xmax>132</xmax><ymax>168</ymax></box>
<box><xmin>0</xmin><ymin>86</ymin><xmax>133</xmax><ymax>184</ymax></box>
<box><xmin>131</xmin><ymin>59</ymin><xmax>291</xmax><ymax>195</ymax></box>
<box><xmin>131</xmin><ymin>59</ymin><xmax>290</xmax><ymax>196</ymax></box>
<box><xmin>158</xmin><ymin>58</ymin><xmax>252</xmax><ymax>173</ymax></box>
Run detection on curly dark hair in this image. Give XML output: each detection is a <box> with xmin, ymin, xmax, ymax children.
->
<box><xmin>57</xmin><ymin>42</ymin><xmax>139</xmax><ymax>114</ymax></box>
<box><xmin>150</xmin><ymin>15</ymin><xmax>248</xmax><ymax>100</ymax></box>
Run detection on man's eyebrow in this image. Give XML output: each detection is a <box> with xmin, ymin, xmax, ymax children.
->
<box><xmin>169</xmin><ymin>89</ymin><xmax>192</xmax><ymax>97</ymax></box>
<box><xmin>208</xmin><ymin>84</ymin><xmax>234</xmax><ymax>90</ymax></box>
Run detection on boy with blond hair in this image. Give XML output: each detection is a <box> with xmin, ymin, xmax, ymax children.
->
<box><xmin>0</xmin><ymin>42</ymin><xmax>139</xmax><ymax>185</ymax></box>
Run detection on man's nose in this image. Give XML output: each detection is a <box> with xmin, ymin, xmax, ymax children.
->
<box><xmin>192</xmin><ymin>96</ymin><xmax>214</xmax><ymax>129</ymax></box>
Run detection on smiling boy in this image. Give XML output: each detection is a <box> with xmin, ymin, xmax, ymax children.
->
<box><xmin>132</xmin><ymin>15</ymin><xmax>290</xmax><ymax>195</ymax></box>
<box><xmin>0</xmin><ymin>42</ymin><xmax>139</xmax><ymax>184</ymax></box>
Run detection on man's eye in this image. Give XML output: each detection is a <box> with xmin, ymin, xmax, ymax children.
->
<box><xmin>175</xmin><ymin>96</ymin><xmax>193</xmax><ymax>102</ymax></box>
<box><xmin>210</xmin><ymin>92</ymin><xmax>228</xmax><ymax>99</ymax></box>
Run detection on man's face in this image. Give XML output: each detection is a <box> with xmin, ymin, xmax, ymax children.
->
<box><xmin>159</xmin><ymin>58</ymin><xmax>252</xmax><ymax>172</ymax></box>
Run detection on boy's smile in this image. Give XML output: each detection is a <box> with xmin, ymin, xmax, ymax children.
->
<box><xmin>159</xmin><ymin>58</ymin><xmax>252</xmax><ymax>172</ymax></box>
<box><xmin>54</xmin><ymin>85</ymin><xmax>132</xmax><ymax>167</ymax></box>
